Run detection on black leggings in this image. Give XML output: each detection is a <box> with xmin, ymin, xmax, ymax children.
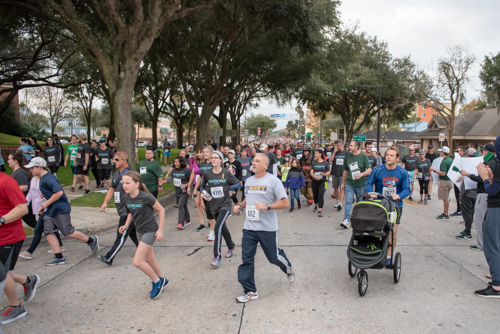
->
<box><xmin>240</xmin><ymin>181</ymin><xmax>246</xmax><ymax>202</ymax></box>
<box><xmin>48</xmin><ymin>165</ymin><xmax>59</xmax><ymax>174</ymax></box>
<box><xmin>311</xmin><ymin>180</ymin><xmax>326</xmax><ymax>209</ymax></box>
<box><xmin>418</xmin><ymin>179</ymin><xmax>429</xmax><ymax>195</ymax></box>
<box><xmin>213</xmin><ymin>209</ymin><xmax>235</xmax><ymax>260</ymax></box>
<box><xmin>231</xmin><ymin>189</ymin><xmax>239</xmax><ymax>204</ymax></box>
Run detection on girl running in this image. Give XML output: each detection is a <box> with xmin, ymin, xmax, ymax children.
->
<box><xmin>187</xmin><ymin>148</ymin><xmax>205</xmax><ymax>231</ymax></box>
<box><xmin>310</xmin><ymin>149</ymin><xmax>330</xmax><ymax>217</ymax></box>
<box><xmin>417</xmin><ymin>150</ymin><xmax>432</xmax><ymax>205</ymax></box>
<box><xmin>194</xmin><ymin>146</ymin><xmax>216</xmax><ymax>239</ymax></box>
<box><xmin>43</xmin><ymin>137</ymin><xmax>61</xmax><ymax>176</ymax></box>
<box><xmin>171</xmin><ymin>157</ymin><xmax>191</xmax><ymax>229</ymax></box>
<box><xmin>119</xmin><ymin>171</ymin><xmax>167</xmax><ymax>299</ymax></box>
<box><xmin>285</xmin><ymin>159</ymin><xmax>305</xmax><ymax>212</ymax></box>
<box><xmin>200</xmin><ymin>151</ymin><xmax>241</xmax><ymax>267</ymax></box>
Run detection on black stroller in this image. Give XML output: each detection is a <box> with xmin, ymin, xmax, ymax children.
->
<box><xmin>346</xmin><ymin>192</ymin><xmax>402</xmax><ymax>296</ymax></box>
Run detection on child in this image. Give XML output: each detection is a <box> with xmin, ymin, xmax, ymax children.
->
<box><xmin>285</xmin><ymin>159</ymin><xmax>305</xmax><ymax>212</ymax></box>
<box><xmin>170</xmin><ymin>157</ymin><xmax>191</xmax><ymax>229</ymax></box>
<box><xmin>119</xmin><ymin>171</ymin><xmax>167</xmax><ymax>299</ymax></box>
<box><xmin>280</xmin><ymin>160</ymin><xmax>291</xmax><ymax>191</ymax></box>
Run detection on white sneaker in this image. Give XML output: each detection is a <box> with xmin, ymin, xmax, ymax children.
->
<box><xmin>287</xmin><ymin>268</ymin><xmax>295</xmax><ymax>283</ymax></box>
<box><xmin>340</xmin><ymin>219</ymin><xmax>350</xmax><ymax>229</ymax></box>
<box><xmin>334</xmin><ymin>203</ymin><xmax>339</xmax><ymax>208</ymax></box>
<box><xmin>207</xmin><ymin>231</ymin><xmax>215</xmax><ymax>241</ymax></box>
<box><xmin>236</xmin><ymin>291</ymin><xmax>259</xmax><ymax>303</ymax></box>
<box><xmin>48</xmin><ymin>248</ymin><xmax>65</xmax><ymax>254</ymax></box>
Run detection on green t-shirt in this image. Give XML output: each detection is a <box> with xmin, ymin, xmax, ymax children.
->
<box><xmin>343</xmin><ymin>152</ymin><xmax>371</xmax><ymax>188</ymax></box>
<box><xmin>439</xmin><ymin>156</ymin><xmax>453</xmax><ymax>181</ymax></box>
<box><xmin>276</xmin><ymin>156</ymin><xmax>285</xmax><ymax>168</ymax></box>
<box><xmin>67</xmin><ymin>144</ymin><xmax>79</xmax><ymax>167</ymax></box>
<box><xmin>138</xmin><ymin>159</ymin><xmax>163</xmax><ymax>192</ymax></box>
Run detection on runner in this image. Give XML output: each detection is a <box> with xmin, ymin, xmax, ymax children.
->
<box><xmin>52</xmin><ymin>134</ymin><xmax>64</xmax><ymax>166</ymax></box>
<box><xmin>0</xmin><ymin>170</ymin><xmax>39</xmax><ymax>324</ymax></box>
<box><xmin>416</xmin><ymin>150</ymin><xmax>432</xmax><ymax>204</ymax></box>
<box><xmin>340</xmin><ymin>140</ymin><xmax>372</xmax><ymax>229</ymax></box>
<box><xmin>310</xmin><ymin>149</ymin><xmax>330</xmax><ymax>217</ymax></box>
<box><xmin>454</xmin><ymin>148</ymin><xmax>477</xmax><ymax>240</ymax></box>
<box><xmin>224</xmin><ymin>149</ymin><xmax>242</xmax><ymax>209</ymax></box>
<box><xmin>90</xmin><ymin>140</ymin><xmax>101</xmax><ymax>189</ymax></box>
<box><xmin>119</xmin><ymin>171</ymin><xmax>168</xmax><ymax>299</ymax></box>
<box><xmin>138</xmin><ymin>149</ymin><xmax>163</xmax><ymax>198</ymax></box>
<box><xmin>328</xmin><ymin>141</ymin><xmax>348</xmax><ymax>210</ymax></box>
<box><xmin>170</xmin><ymin>157</ymin><xmax>191</xmax><ymax>230</ymax></box>
<box><xmin>194</xmin><ymin>146</ymin><xmax>215</xmax><ymax>236</ymax></box>
<box><xmin>187</xmin><ymin>148</ymin><xmax>203</xmax><ymax>228</ymax></box>
<box><xmin>285</xmin><ymin>159</ymin><xmax>305</xmax><ymax>212</ymax></box>
<box><xmin>365</xmin><ymin>146</ymin><xmax>411</xmax><ymax>265</ymax></box>
<box><xmin>425</xmin><ymin>144</ymin><xmax>438</xmax><ymax>200</ymax></box>
<box><xmin>429</xmin><ymin>146</ymin><xmax>453</xmax><ymax>220</ymax></box>
<box><xmin>25</xmin><ymin>157</ymin><xmax>99</xmax><ymax>265</ymax></box>
<box><xmin>96</xmin><ymin>138</ymin><xmax>115</xmax><ymax>190</ymax></box>
<box><xmin>76</xmin><ymin>134</ymin><xmax>91</xmax><ymax>195</ymax></box>
<box><xmin>17</xmin><ymin>137</ymin><xmax>35</xmax><ymax>162</ymax></box>
<box><xmin>43</xmin><ymin>137</ymin><xmax>61</xmax><ymax>177</ymax></box>
<box><xmin>299</xmin><ymin>146</ymin><xmax>314</xmax><ymax>206</ymax></box>
<box><xmin>364</xmin><ymin>141</ymin><xmax>378</xmax><ymax>169</ymax></box>
<box><xmin>400</xmin><ymin>146</ymin><xmax>418</xmax><ymax>201</ymax></box>
<box><xmin>163</xmin><ymin>139</ymin><xmax>172</xmax><ymax>166</ymax></box>
<box><xmin>290</xmin><ymin>140</ymin><xmax>304</xmax><ymax>167</ymax></box>
<box><xmin>200</xmin><ymin>151</ymin><xmax>241</xmax><ymax>267</ymax></box>
<box><xmin>233</xmin><ymin>153</ymin><xmax>294</xmax><ymax>303</ymax></box>
<box><xmin>237</xmin><ymin>148</ymin><xmax>253</xmax><ymax>203</ymax></box>
<box><xmin>98</xmin><ymin>151</ymin><xmax>138</xmax><ymax>266</ymax></box>
<box><xmin>64</xmin><ymin>135</ymin><xmax>83</xmax><ymax>192</ymax></box>
<box><xmin>29</xmin><ymin>137</ymin><xmax>42</xmax><ymax>158</ymax></box>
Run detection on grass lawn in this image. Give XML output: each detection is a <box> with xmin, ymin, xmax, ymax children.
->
<box><xmin>0</xmin><ymin>132</ymin><xmax>23</xmax><ymax>145</ymax></box>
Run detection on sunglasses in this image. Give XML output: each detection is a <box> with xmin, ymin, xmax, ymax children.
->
<box><xmin>113</xmin><ymin>158</ymin><xmax>122</xmax><ymax>162</ymax></box>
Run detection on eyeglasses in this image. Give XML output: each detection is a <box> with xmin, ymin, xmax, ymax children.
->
<box><xmin>211</xmin><ymin>157</ymin><xmax>220</xmax><ymax>160</ymax></box>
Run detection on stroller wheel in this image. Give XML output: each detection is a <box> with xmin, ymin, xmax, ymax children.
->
<box><xmin>348</xmin><ymin>261</ymin><xmax>357</xmax><ymax>277</ymax></box>
<box><xmin>393</xmin><ymin>252</ymin><xmax>402</xmax><ymax>283</ymax></box>
<box><xmin>357</xmin><ymin>270</ymin><xmax>368</xmax><ymax>296</ymax></box>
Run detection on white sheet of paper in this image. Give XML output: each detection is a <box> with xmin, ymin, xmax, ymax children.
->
<box><xmin>462</xmin><ymin>156</ymin><xmax>484</xmax><ymax>190</ymax></box>
<box><xmin>447</xmin><ymin>154</ymin><xmax>462</xmax><ymax>187</ymax></box>
<box><xmin>431</xmin><ymin>157</ymin><xmax>443</xmax><ymax>184</ymax></box>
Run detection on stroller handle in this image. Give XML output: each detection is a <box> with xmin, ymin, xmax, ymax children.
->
<box><xmin>367</xmin><ymin>192</ymin><xmax>399</xmax><ymax>204</ymax></box>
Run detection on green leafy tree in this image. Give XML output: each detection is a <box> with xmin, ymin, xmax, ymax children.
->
<box><xmin>479</xmin><ymin>52</ymin><xmax>500</xmax><ymax>114</ymax></box>
<box><xmin>245</xmin><ymin>113</ymin><xmax>277</xmax><ymax>136</ymax></box>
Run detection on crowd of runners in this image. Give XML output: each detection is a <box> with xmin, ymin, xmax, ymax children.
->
<box><xmin>0</xmin><ymin>133</ymin><xmax>499</xmax><ymax>328</ymax></box>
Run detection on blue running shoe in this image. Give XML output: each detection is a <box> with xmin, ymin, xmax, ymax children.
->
<box><xmin>150</xmin><ymin>279</ymin><xmax>164</xmax><ymax>299</ymax></box>
<box><xmin>386</xmin><ymin>258</ymin><xmax>391</xmax><ymax>266</ymax></box>
<box><xmin>90</xmin><ymin>235</ymin><xmax>99</xmax><ymax>255</ymax></box>
<box><xmin>161</xmin><ymin>277</ymin><xmax>169</xmax><ymax>288</ymax></box>
<box><xmin>45</xmin><ymin>257</ymin><xmax>67</xmax><ymax>266</ymax></box>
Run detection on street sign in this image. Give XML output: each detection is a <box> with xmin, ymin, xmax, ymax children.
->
<box><xmin>257</xmin><ymin>127</ymin><xmax>261</xmax><ymax>135</ymax></box>
<box><xmin>244</xmin><ymin>129</ymin><xmax>248</xmax><ymax>135</ymax></box>
<box><xmin>270</xmin><ymin>114</ymin><xmax>279</xmax><ymax>119</ymax></box>
<box><xmin>330</xmin><ymin>132</ymin><xmax>338</xmax><ymax>141</ymax></box>
<box><xmin>353</xmin><ymin>134</ymin><xmax>366</xmax><ymax>142</ymax></box>
<box><xmin>439</xmin><ymin>133</ymin><xmax>445</xmax><ymax>142</ymax></box>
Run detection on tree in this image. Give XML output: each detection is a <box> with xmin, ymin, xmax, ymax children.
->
<box><xmin>245</xmin><ymin>113</ymin><xmax>277</xmax><ymax>136</ymax></box>
<box><xmin>459</xmin><ymin>98</ymin><xmax>491</xmax><ymax>113</ymax></box>
<box><xmin>479</xmin><ymin>52</ymin><xmax>500</xmax><ymax>114</ymax></box>
<box><xmin>32</xmin><ymin>86</ymin><xmax>71</xmax><ymax>134</ymax></box>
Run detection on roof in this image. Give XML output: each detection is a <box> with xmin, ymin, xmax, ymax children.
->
<box><xmin>413</xmin><ymin>108</ymin><xmax>500</xmax><ymax>139</ymax></box>
<box><xmin>360</xmin><ymin>130</ymin><xmax>419</xmax><ymax>141</ymax></box>
<box><xmin>400</xmin><ymin>121</ymin><xmax>429</xmax><ymax>132</ymax></box>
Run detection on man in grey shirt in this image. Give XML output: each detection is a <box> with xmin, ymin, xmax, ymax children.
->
<box><xmin>233</xmin><ymin>153</ymin><xmax>294</xmax><ymax>303</ymax></box>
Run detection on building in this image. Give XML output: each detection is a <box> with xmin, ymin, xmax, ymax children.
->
<box><xmin>413</xmin><ymin>108</ymin><xmax>500</xmax><ymax>149</ymax></box>
<box><xmin>360</xmin><ymin>130</ymin><xmax>420</xmax><ymax>151</ymax></box>
<box><xmin>399</xmin><ymin>121</ymin><xmax>429</xmax><ymax>132</ymax></box>
<box><xmin>44</xmin><ymin>117</ymin><xmax>87</xmax><ymax>137</ymax></box>
<box><xmin>100</xmin><ymin>117</ymin><xmax>175</xmax><ymax>141</ymax></box>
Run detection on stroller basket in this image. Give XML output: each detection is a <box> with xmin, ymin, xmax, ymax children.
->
<box><xmin>350</xmin><ymin>200</ymin><xmax>396</xmax><ymax>232</ymax></box>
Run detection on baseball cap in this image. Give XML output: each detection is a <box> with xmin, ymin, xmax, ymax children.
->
<box><xmin>464</xmin><ymin>148</ymin><xmax>476</xmax><ymax>155</ymax></box>
<box><xmin>98</xmin><ymin>138</ymin><xmax>106</xmax><ymax>143</ymax></box>
<box><xmin>438</xmin><ymin>146</ymin><xmax>450</xmax><ymax>154</ymax></box>
<box><xmin>297</xmin><ymin>140</ymin><xmax>303</xmax><ymax>143</ymax></box>
<box><xmin>259</xmin><ymin>144</ymin><xmax>268</xmax><ymax>151</ymax></box>
<box><xmin>484</xmin><ymin>143</ymin><xmax>495</xmax><ymax>152</ymax></box>
<box><xmin>428</xmin><ymin>144</ymin><xmax>433</xmax><ymax>149</ymax></box>
<box><xmin>228</xmin><ymin>149</ymin><xmax>236</xmax><ymax>154</ymax></box>
<box><xmin>52</xmin><ymin>133</ymin><xmax>58</xmax><ymax>137</ymax></box>
<box><xmin>25</xmin><ymin>157</ymin><xmax>47</xmax><ymax>168</ymax></box>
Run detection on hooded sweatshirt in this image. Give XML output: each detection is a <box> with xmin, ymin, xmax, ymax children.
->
<box><xmin>484</xmin><ymin>136</ymin><xmax>500</xmax><ymax>208</ymax></box>
<box><xmin>285</xmin><ymin>167</ymin><xmax>305</xmax><ymax>189</ymax></box>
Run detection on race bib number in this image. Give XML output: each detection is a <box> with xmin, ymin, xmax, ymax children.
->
<box><xmin>211</xmin><ymin>186</ymin><xmax>224</xmax><ymax>198</ymax></box>
<box><xmin>418</xmin><ymin>172</ymin><xmax>423</xmax><ymax>179</ymax></box>
<box><xmin>139</xmin><ymin>167</ymin><xmax>147</xmax><ymax>175</ymax></box>
<box><xmin>30</xmin><ymin>152</ymin><xmax>35</xmax><ymax>157</ymax></box>
<box><xmin>383</xmin><ymin>187</ymin><xmax>396</xmax><ymax>196</ymax></box>
<box><xmin>70</xmin><ymin>155</ymin><xmax>76</xmax><ymax>161</ymax></box>
<box><xmin>242</xmin><ymin>169</ymin><xmax>247</xmax><ymax>177</ymax></box>
<box><xmin>336</xmin><ymin>158</ymin><xmax>344</xmax><ymax>166</ymax></box>
<box><xmin>77</xmin><ymin>153</ymin><xmax>82</xmax><ymax>159</ymax></box>
<box><xmin>315</xmin><ymin>172</ymin><xmax>322</xmax><ymax>178</ymax></box>
<box><xmin>48</xmin><ymin>156</ymin><xmax>55</xmax><ymax>162</ymax></box>
<box><xmin>102</xmin><ymin>158</ymin><xmax>109</xmax><ymax>165</ymax></box>
<box><xmin>173</xmin><ymin>178</ymin><xmax>182</xmax><ymax>187</ymax></box>
<box><xmin>296</xmin><ymin>154</ymin><xmax>302</xmax><ymax>160</ymax></box>
<box><xmin>246</xmin><ymin>206</ymin><xmax>259</xmax><ymax>221</ymax></box>
<box><xmin>114</xmin><ymin>192</ymin><xmax>120</xmax><ymax>203</ymax></box>
<box><xmin>349</xmin><ymin>162</ymin><xmax>360</xmax><ymax>178</ymax></box>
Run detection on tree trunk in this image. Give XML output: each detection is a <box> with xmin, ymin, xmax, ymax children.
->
<box><xmin>108</xmin><ymin>110</ymin><xmax>116</xmax><ymax>142</ymax></box>
<box><xmin>176</xmin><ymin>122</ymin><xmax>184</xmax><ymax>149</ymax></box>
<box><xmin>196</xmin><ymin>105</ymin><xmax>217</xmax><ymax>149</ymax></box>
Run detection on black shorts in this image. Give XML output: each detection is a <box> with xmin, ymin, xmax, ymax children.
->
<box><xmin>97</xmin><ymin>169</ymin><xmax>112</xmax><ymax>181</ymax></box>
<box><xmin>203</xmin><ymin>198</ymin><xmax>214</xmax><ymax>220</ymax></box>
<box><xmin>0</xmin><ymin>240</ymin><xmax>24</xmax><ymax>271</ymax></box>
<box><xmin>76</xmin><ymin>165</ymin><xmax>90</xmax><ymax>176</ymax></box>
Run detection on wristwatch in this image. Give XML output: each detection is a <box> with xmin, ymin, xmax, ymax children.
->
<box><xmin>0</xmin><ymin>217</ymin><xmax>5</xmax><ymax>225</ymax></box>
<box><xmin>267</xmin><ymin>203</ymin><xmax>271</xmax><ymax>210</ymax></box>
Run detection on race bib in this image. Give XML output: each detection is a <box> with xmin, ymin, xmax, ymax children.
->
<box><xmin>173</xmin><ymin>178</ymin><xmax>182</xmax><ymax>187</ymax></box>
<box><xmin>315</xmin><ymin>172</ymin><xmax>322</xmax><ymax>178</ymax></box>
<box><xmin>30</xmin><ymin>152</ymin><xmax>35</xmax><ymax>157</ymax></box>
<box><xmin>418</xmin><ymin>172</ymin><xmax>423</xmax><ymax>179</ymax></box>
<box><xmin>246</xmin><ymin>206</ymin><xmax>259</xmax><ymax>221</ymax></box>
<box><xmin>48</xmin><ymin>156</ymin><xmax>55</xmax><ymax>162</ymax></box>
<box><xmin>242</xmin><ymin>169</ymin><xmax>247</xmax><ymax>177</ymax></box>
<box><xmin>139</xmin><ymin>167</ymin><xmax>147</xmax><ymax>175</ymax></box>
<box><xmin>336</xmin><ymin>158</ymin><xmax>344</xmax><ymax>166</ymax></box>
<box><xmin>296</xmin><ymin>154</ymin><xmax>302</xmax><ymax>160</ymax></box>
<box><xmin>383</xmin><ymin>187</ymin><xmax>396</xmax><ymax>196</ymax></box>
<box><xmin>70</xmin><ymin>155</ymin><xmax>76</xmax><ymax>161</ymax></box>
<box><xmin>349</xmin><ymin>162</ymin><xmax>360</xmax><ymax>178</ymax></box>
<box><xmin>114</xmin><ymin>192</ymin><xmax>120</xmax><ymax>203</ymax></box>
<box><xmin>77</xmin><ymin>153</ymin><xmax>82</xmax><ymax>159</ymax></box>
<box><xmin>211</xmin><ymin>186</ymin><xmax>224</xmax><ymax>198</ymax></box>
<box><xmin>102</xmin><ymin>158</ymin><xmax>109</xmax><ymax>165</ymax></box>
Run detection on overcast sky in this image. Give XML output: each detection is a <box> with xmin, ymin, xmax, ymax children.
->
<box><xmin>252</xmin><ymin>0</ymin><xmax>500</xmax><ymax>129</ymax></box>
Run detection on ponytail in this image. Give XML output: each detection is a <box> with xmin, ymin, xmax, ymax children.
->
<box><xmin>122</xmin><ymin>171</ymin><xmax>154</xmax><ymax>198</ymax></box>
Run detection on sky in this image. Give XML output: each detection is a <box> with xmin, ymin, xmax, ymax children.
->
<box><xmin>251</xmin><ymin>0</ymin><xmax>500</xmax><ymax>129</ymax></box>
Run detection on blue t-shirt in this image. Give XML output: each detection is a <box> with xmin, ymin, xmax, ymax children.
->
<box><xmin>365</xmin><ymin>165</ymin><xmax>411</xmax><ymax>208</ymax></box>
<box><xmin>39</xmin><ymin>173</ymin><xmax>71</xmax><ymax>216</ymax></box>
<box><xmin>18</xmin><ymin>144</ymin><xmax>35</xmax><ymax>162</ymax></box>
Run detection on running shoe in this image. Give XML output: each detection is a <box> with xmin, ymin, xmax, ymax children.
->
<box><xmin>207</xmin><ymin>231</ymin><xmax>215</xmax><ymax>241</ymax></box>
<box><xmin>89</xmin><ymin>235</ymin><xmax>99</xmax><ymax>255</ymax></box>
<box><xmin>427</xmin><ymin>195</ymin><xmax>431</xmax><ymax>200</ymax></box>
<box><xmin>474</xmin><ymin>286</ymin><xmax>500</xmax><ymax>298</ymax></box>
<box><xmin>236</xmin><ymin>291</ymin><xmax>259</xmax><ymax>303</ymax></box>
<box><xmin>424</xmin><ymin>198</ymin><xmax>428</xmax><ymax>205</ymax></box>
<box><xmin>45</xmin><ymin>257</ymin><xmax>67</xmax><ymax>266</ymax></box>
<box><xmin>48</xmin><ymin>248</ymin><xmax>65</xmax><ymax>254</ymax></box>
<box><xmin>19</xmin><ymin>252</ymin><xmax>33</xmax><ymax>260</ymax></box>
<box><xmin>436</xmin><ymin>214</ymin><xmax>449</xmax><ymax>220</ymax></box>
<box><xmin>100</xmin><ymin>183</ymin><xmax>105</xmax><ymax>189</ymax></box>
<box><xmin>386</xmin><ymin>258</ymin><xmax>392</xmax><ymax>266</ymax></box>
<box><xmin>79</xmin><ymin>186</ymin><xmax>84</xmax><ymax>190</ymax></box>
<box><xmin>318</xmin><ymin>211</ymin><xmax>323</xmax><ymax>217</ymax></box>
<box><xmin>177</xmin><ymin>223</ymin><xmax>184</xmax><ymax>230</ymax></box>
<box><xmin>298</xmin><ymin>202</ymin><xmax>301</xmax><ymax>209</ymax></box>
<box><xmin>69</xmin><ymin>186</ymin><xmax>75</xmax><ymax>192</ymax></box>
<box><xmin>408</xmin><ymin>196</ymin><xmax>413</xmax><ymax>201</ymax></box>
<box><xmin>23</xmin><ymin>275</ymin><xmax>40</xmax><ymax>302</ymax></box>
<box><xmin>470</xmin><ymin>245</ymin><xmax>482</xmax><ymax>251</ymax></box>
<box><xmin>196</xmin><ymin>224</ymin><xmax>206</xmax><ymax>232</ymax></box>
<box><xmin>174</xmin><ymin>203</ymin><xmax>179</xmax><ymax>208</ymax></box>
<box><xmin>287</xmin><ymin>269</ymin><xmax>295</xmax><ymax>283</ymax></box>
<box><xmin>289</xmin><ymin>207</ymin><xmax>294</xmax><ymax>212</ymax></box>
<box><xmin>150</xmin><ymin>279</ymin><xmax>164</xmax><ymax>299</ymax></box>
<box><xmin>226</xmin><ymin>244</ymin><xmax>237</xmax><ymax>258</ymax></box>
<box><xmin>0</xmin><ymin>304</ymin><xmax>27</xmax><ymax>324</ymax></box>
<box><xmin>85</xmin><ymin>189</ymin><xmax>91</xmax><ymax>195</ymax></box>
<box><xmin>455</xmin><ymin>232</ymin><xmax>472</xmax><ymax>240</ymax></box>
<box><xmin>229</xmin><ymin>214</ymin><xmax>233</xmax><ymax>217</ymax></box>
<box><xmin>97</xmin><ymin>255</ymin><xmax>112</xmax><ymax>266</ymax></box>
<box><xmin>184</xmin><ymin>221</ymin><xmax>191</xmax><ymax>227</ymax></box>
<box><xmin>418</xmin><ymin>199</ymin><xmax>424</xmax><ymax>204</ymax></box>
<box><xmin>331</xmin><ymin>193</ymin><xmax>336</xmax><ymax>198</ymax></box>
<box><xmin>450</xmin><ymin>212</ymin><xmax>462</xmax><ymax>217</ymax></box>
<box><xmin>337</xmin><ymin>203</ymin><xmax>342</xmax><ymax>211</ymax></box>
<box><xmin>340</xmin><ymin>219</ymin><xmax>350</xmax><ymax>229</ymax></box>
<box><xmin>313</xmin><ymin>206</ymin><xmax>318</xmax><ymax>213</ymax></box>
<box><xmin>211</xmin><ymin>258</ymin><xmax>221</xmax><ymax>267</ymax></box>
<box><xmin>161</xmin><ymin>277</ymin><xmax>169</xmax><ymax>288</ymax></box>
<box><xmin>334</xmin><ymin>203</ymin><xmax>339</xmax><ymax>208</ymax></box>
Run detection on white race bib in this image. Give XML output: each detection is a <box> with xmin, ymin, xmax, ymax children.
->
<box><xmin>211</xmin><ymin>186</ymin><xmax>224</xmax><ymax>198</ymax></box>
<box><xmin>174</xmin><ymin>178</ymin><xmax>182</xmax><ymax>187</ymax></box>
<box><xmin>315</xmin><ymin>172</ymin><xmax>322</xmax><ymax>178</ymax></box>
<box><xmin>102</xmin><ymin>158</ymin><xmax>109</xmax><ymax>165</ymax></box>
<box><xmin>296</xmin><ymin>154</ymin><xmax>302</xmax><ymax>160</ymax></box>
<box><xmin>336</xmin><ymin>158</ymin><xmax>344</xmax><ymax>166</ymax></box>
<box><xmin>30</xmin><ymin>152</ymin><xmax>35</xmax><ymax>157</ymax></box>
<box><xmin>77</xmin><ymin>153</ymin><xmax>81</xmax><ymax>159</ymax></box>
<box><xmin>383</xmin><ymin>187</ymin><xmax>396</xmax><ymax>196</ymax></box>
<box><xmin>114</xmin><ymin>192</ymin><xmax>120</xmax><ymax>203</ymax></box>
<box><xmin>246</xmin><ymin>206</ymin><xmax>259</xmax><ymax>221</ymax></box>
<box><xmin>242</xmin><ymin>169</ymin><xmax>247</xmax><ymax>177</ymax></box>
<box><xmin>139</xmin><ymin>167</ymin><xmax>147</xmax><ymax>175</ymax></box>
<box><xmin>48</xmin><ymin>156</ymin><xmax>55</xmax><ymax>162</ymax></box>
<box><xmin>418</xmin><ymin>172</ymin><xmax>423</xmax><ymax>179</ymax></box>
<box><xmin>70</xmin><ymin>155</ymin><xmax>76</xmax><ymax>161</ymax></box>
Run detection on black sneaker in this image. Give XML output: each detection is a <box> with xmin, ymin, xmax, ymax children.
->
<box><xmin>337</xmin><ymin>203</ymin><xmax>342</xmax><ymax>211</ymax></box>
<box><xmin>318</xmin><ymin>211</ymin><xmax>322</xmax><ymax>217</ymax></box>
<box><xmin>85</xmin><ymin>189</ymin><xmax>91</xmax><ymax>195</ymax></box>
<box><xmin>69</xmin><ymin>186</ymin><xmax>75</xmax><ymax>192</ymax></box>
<box><xmin>79</xmin><ymin>186</ymin><xmax>84</xmax><ymax>190</ymax></box>
<box><xmin>196</xmin><ymin>224</ymin><xmax>206</xmax><ymax>232</ymax></box>
<box><xmin>313</xmin><ymin>206</ymin><xmax>318</xmax><ymax>213</ymax></box>
<box><xmin>450</xmin><ymin>211</ymin><xmax>462</xmax><ymax>217</ymax></box>
<box><xmin>474</xmin><ymin>285</ymin><xmax>500</xmax><ymax>298</ymax></box>
<box><xmin>408</xmin><ymin>196</ymin><xmax>413</xmax><ymax>201</ymax></box>
<box><xmin>427</xmin><ymin>195</ymin><xmax>431</xmax><ymax>200</ymax></box>
<box><xmin>97</xmin><ymin>255</ymin><xmax>112</xmax><ymax>266</ymax></box>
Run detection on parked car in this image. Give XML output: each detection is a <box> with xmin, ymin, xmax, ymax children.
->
<box><xmin>60</xmin><ymin>139</ymin><xmax>69</xmax><ymax>144</ymax></box>
<box><xmin>167</xmin><ymin>139</ymin><xmax>177</xmax><ymax>147</ymax></box>
<box><xmin>136</xmin><ymin>141</ymin><xmax>148</xmax><ymax>147</ymax></box>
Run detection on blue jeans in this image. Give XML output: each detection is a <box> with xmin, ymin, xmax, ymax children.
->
<box><xmin>483</xmin><ymin>207</ymin><xmax>500</xmax><ymax>286</ymax></box>
<box><xmin>27</xmin><ymin>214</ymin><xmax>63</xmax><ymax>254</ymax></box>
<box><xmin>344</xmin><ymin>184</ymin><xmax>365</xmax><ymax>221</ymax></box>
<box><xmin>289</xmin><ymin>188</ymin><xmax>300</xmax><ymax>208</ymax></box>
